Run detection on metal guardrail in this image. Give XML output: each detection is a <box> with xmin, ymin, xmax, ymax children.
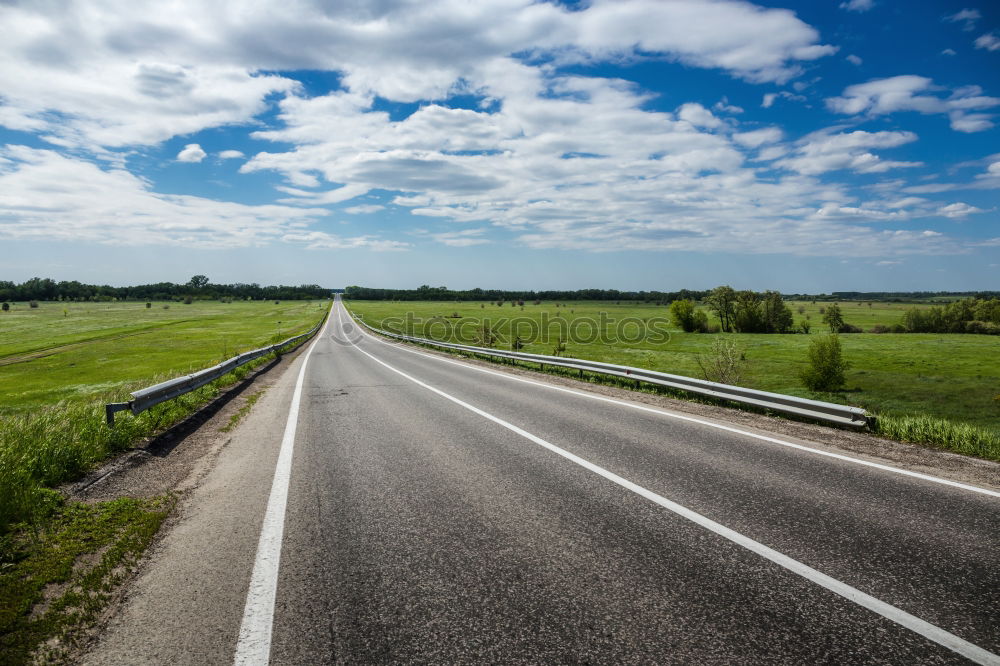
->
<box><xmin>105</xmin><ymin>321</ymin><xmax>324</xmax><ymax>425</ymax></box>
<box><xmin>349</xmin><ymin>314</ymin><xmax>871</xmax><ymax>429</ymax></box>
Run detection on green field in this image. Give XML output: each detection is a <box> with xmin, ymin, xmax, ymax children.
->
<box><xmin>0</xmin><ymin>300</ymin><xmax>328</xmax><ymax>412</ymax></box>
<box><xmin>346</xmin><ymin>299</ymin><xmax>1000</xmax><ymax>430</ymax></box>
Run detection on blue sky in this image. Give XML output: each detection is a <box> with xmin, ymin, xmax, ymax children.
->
<box><xmin>0</xmin><ymin>0</ymin><xmax>998</xmax><ymax>292</ymax></box>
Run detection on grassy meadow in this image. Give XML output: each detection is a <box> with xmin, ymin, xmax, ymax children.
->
<box><xmin>0</xmin><ymin>299</ymin><xmax>328</xmax><ymax>412</ymax></box>
<box><xmin>346</xmin><ymin>299</ymin><xmax>1000</xmax><ymax>432</ymax></box>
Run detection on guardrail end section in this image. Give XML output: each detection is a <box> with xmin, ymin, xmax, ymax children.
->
<box><xmin>105</xmin><ymin>402</ymin><xmax>132</xmax><ymax>426</ymax></box>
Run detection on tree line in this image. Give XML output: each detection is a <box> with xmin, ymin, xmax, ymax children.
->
<box><xmin>344</xmin><ymin>285</ymin><xmax>709</xmax><ymax>303</ymax></box>
<box><xmin>0</xmin><ymin>276</ymin><xmax>333</xmax><ymax>303</ymax></box>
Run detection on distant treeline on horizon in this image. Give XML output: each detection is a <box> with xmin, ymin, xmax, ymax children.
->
<box><xmin>345</xmin><ymin>285</ymin><xmax>1000</xmax><ymax>303</ymax></box>
<box><xmin>0</xmin><ymin>277</ymin><xmax>334</xmax><ymax>302</ymax></box>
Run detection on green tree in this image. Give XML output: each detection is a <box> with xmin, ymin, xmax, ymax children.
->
<box><xmin>822</xmin><ymin>303</ymin><xmax>844</xmax><ymax>333</ymax></box>
<box><xmin>705</xmin><ymin>285</ymin><xmax>737</xmax><ymax>332</ymax></box>
<box><xmin>762</xmin><ymin>290</ymin><xmax>794</xmax><ymax>333</ymax></box>
<box><xmin>733</xmin><ymin>290</ymin><xmax>765</xmax><ymax>332</ymax></box>
<box><xmin>187</xmin><ymin>275</ymin><xmax>210</xmax><ymax>289</ymax></box>
<box><xmin>670</xmin><ymin>299</ymin><xmax>698</xmax><ymax>332</ymax></box>
<box><xmin>800</xmin><ymin>335</ymin><xmax>849</xmax><ymax>391</ymax></box>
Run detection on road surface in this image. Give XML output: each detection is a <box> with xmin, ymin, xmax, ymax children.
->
<box><xmin>84</xmin><ymin>297</ymin><xmax>1000</xmax><ymax>664</ymax></box>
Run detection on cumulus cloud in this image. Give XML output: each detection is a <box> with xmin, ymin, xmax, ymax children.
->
<box><xmin>343</xmin><ymin>204</ymin><xmax>385</xmax><ymax>214</ymax></box>
<box><xmin>761</xmin><ymin>91</ymin><xmax>806</xmax><ymax>108</ymax></box>
<box><xmin>176</xmin><ymin>143</ymin><xmax>207</xmax><ymax>163</ymax></box>
<box><xmin>0</xmin><ymin>145</ymin><xmax>337</xmax><ymax>248</ymax></box>
<box><xmin>975</xmin><ymin>33</ymin><xmax>1000</xmax><ymax>51</ymax></box>
<box><xmin>235</xmin><ymin>79</ymin><xmax>961</xmax><ymax>257</ymax></box>
<box><xmin>775</xmin><ymin>128</ymin><xmax>921</xmax><ymax>175</ymax></box>
<box><xmin>827</xmin><ymin>75</ymin><xmax>1000</xmax><ymax>131</ymax></box>
<box><xmin>218</xmin><ymin>149</ymin><xmax>245</xmax><ymax>160</ymax></box>
<box><xmin>432</xmin><ymin>228</ymin><xmax>491</xmax><ymax>247</ymax></box>
<box><xmin>846</xmin><ymin>54</ymin><xmax>863</xmax><ymax>65</ymax></box>
<box><xmin>280</xmin><ymin>231</ymin><xmax>409</xmax><ymax>251</ymax></box>
<box><xmin>945</xmin><ymin>9</ymin><xmax>981</xmax><ymax>31</ymax></box>
<box><xmin>937</xmin><ymin>202</ymin><xmax>983</xmax><ymax>218</ymax></box>
<box><xmin>840</xmin><ymin>0</ymin><xmax>874</xmax><ymax>12</ymax></box>
<box><xmin>732</xmin><ymin>127</ymin><xmax>783</xmax><ymax>148</ymax></box>
<box><xmin>0</xmin><ymin>0</ymin><xmax>837</xmax><ymax>150</ymax></box>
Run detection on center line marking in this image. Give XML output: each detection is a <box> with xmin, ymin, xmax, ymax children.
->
<box><xmin>339</xmin><ymin>304</ymin><xmax>999</xmax><ymax>665</ymax></box>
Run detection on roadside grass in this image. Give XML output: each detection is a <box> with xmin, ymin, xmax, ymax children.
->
<box><xmin>347</xmin><ymin>300</ymin><xmax>1000</xmax><ymax>460</ymax></box>
<box><xmin>0</xmin><ymin>300</ymin><xmax>327</xmax><ymax>411</ymax></box>
<box><xmin>873</xmin><ymin>413</ymin><xmax>1000</xmax><ymax>461</ymax></box>
<box><xmin>0</xmin><ymin>327</ymin><xmax>321</xmax><ymax>533</ymax></box>
<box><xmin>0</xmin><ymin>303</ymin><xmax>327</xmax><ymax>661</ymax></box>
<box><xmin>220</xmin><ymin>389</ymin><xmax>265</xmax><ymax>433</ymax></box>
<box><xmin>0</xmin><ymin>494</ymin><xmax>174</xmax><ymax>665</ymax></box>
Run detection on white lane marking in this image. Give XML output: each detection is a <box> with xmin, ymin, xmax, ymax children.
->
<box><xmin>233</xmin><ymin>303</ymin><xmax>334</xmax><ymax>666</ymax></box>
<box><xmin>342</xmin><ymin>321</ymin><xmax>1000</xmax><ymax>665</ymax></box>
<box><xmin>342</xmin><ymin>305</ymin><xmax>1000</xmax><ymax>500</ymax></box>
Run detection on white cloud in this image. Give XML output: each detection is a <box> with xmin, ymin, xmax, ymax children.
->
<box><xmin>975</xmin><ymin>33</ymin><xmax>1000</xmax><ymax>51</ymax></box>
<box><xmin>176</xmin><ymin>143</ymin><xmax>207</xmax><ymax>163</ymax></box>
<box><xmin>945</xmin><ymin>9</ymin><xmax>981</xmax><ymax>31</ymax></box>
<box><xmin>0</xmin><ymin>145</ymin><xmax>332</xmax><ymax>248</ymax></box>
<box><xmin>732</xmin><ymin>127</ymin><xmax>783</xmax><ymax>148</ymax></box>
<box><xmin>343</xmin><ymin>204</ymin><xmax>385</xmax><ymax>214</ymax></box>
<box><xmin>846</xmin><ymin>54</ymin><xmax>862</xmax><ymax>66</ymax></box>
<box><xmin>432</xmin><ymin>228</ymin><xmax>491</xmax><ymax>247</ymax></box>
<box><xmin>677</xmin><ymin>103</ymin><xmax>723</xmax><ymax>129</ymax></box>
<box><xmin>280</xmin><ymin>231</ymin><xmax>409</xmax><ymax>251</ymax></box>
<box><xmin>775</xmin><ymin>128</ymin><xmax>921</xmax><ymax>175</ymax></box>
<box><xmin>942</xmin><ymin>48</ymin><xmax>958</xmax><ymax>56</ymax></box>
<box><xmin>713</xmin><ymin>98</ymin><xmax>743</xmax><ymax>114</ymax></box>
<box><xmin>218</xmin><ymin>149</ymin><xmax>245</xmax><ymax>160</ymax></box>
<box><xmin>937</xmin><ymin>202</ymin><xmax>983</xmax><ymax>218</ymax></box>
<box><xmin>237</xmin><ymin>79</ymin><xmax>963</xmax><ymax>257</ymax></box>
<box><xmin>761</xmin><ymin>91</ymin><xmax>806</xmax><ymax>108</ymax></box>
<box><xmin>840</xmin><ymin>0</ymin><xmax>874</xmax><ymax>12</ymax></box>
<box><xmin>827</xmin><ymin>75</ymin><xmax>1000</xmax><ymax>132</ymax></box>
<box><xmin>0</xmin><ymin>0</ymin><xmax>837</xmax><ymax>150</ymax></box>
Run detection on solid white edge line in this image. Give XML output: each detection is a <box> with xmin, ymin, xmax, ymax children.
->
<box><xmin>340</xmin><ymin>307</ymin><xmax>1000</xmax><ymax>665</ymax></box>
<box><xmin>342</xmin><ymin>305</ymin><xmax>1000</xmax><ymax>500</ymax></box>
<box><xmin>233</xmin><ymin>302</ymin><xmax>334</xmax><ymax>666</ymax></box>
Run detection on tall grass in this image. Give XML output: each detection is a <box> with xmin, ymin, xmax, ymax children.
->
<box><xmin>0</xmin><ymin>329</ymin><xmax>319</xmax><ymax>532</ymax></box>
<box><xmin>873</xmin><ymin>413</ymin><xmax>1000</xmax><ymax>461</ymax></box>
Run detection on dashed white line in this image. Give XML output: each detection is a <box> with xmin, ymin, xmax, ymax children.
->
<box><xmin>341</xmin><ymin>309</ymin><xmax>1000</xmax><ymax>666</ymax></box>
<box><xmin>233</xmin><ymin>303</ymin><xmax>333</xmax><ymax>666</ymax></box>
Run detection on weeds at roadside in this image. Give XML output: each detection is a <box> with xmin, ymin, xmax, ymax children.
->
<box><xmin>0</xmin><ymin>495</ymin><xmax>175</xmax><ymax>665</ymax></box>
<box><xmin>873</xmin><ymin>413</ymin><xmax>1000</xmax><ymax>461</ymax></box>
<box><xmin>220</xmin><ymin>390</ymin><xmax>266</xmax><ymax>433</ymax></box>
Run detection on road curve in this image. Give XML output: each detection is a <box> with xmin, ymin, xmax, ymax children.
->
<box><xmin>84</xmin><ymin>297</ymin><xmax>1000</xmax><ymax>665</ymax></box>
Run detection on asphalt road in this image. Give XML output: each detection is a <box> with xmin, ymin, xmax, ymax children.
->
<box><xmin>84</xmin><ymin>297</ymin><xmax>1000</xmax><ymax>665</ymax></box>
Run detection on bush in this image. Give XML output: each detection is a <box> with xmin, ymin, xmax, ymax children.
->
<box><xmin>822</xmin><ymin>304</ymin><xmax>844</xmax><ymax>333</ymax></box>
<box><xmin>839</xmin><ymin>323</ymin><xmax>863</xmax><ymax>333</ymax></box>
<box><xmin>965</xmin><ymin>320</ymin><xmax>1000</xmax><ymax>335</ymax></box>
<box><xmin>183</xmin><ymin>295</ymin><xmax>193</xmax><ymax>305</ymax></box>
<box><xmin>145</xmin><ymin>302</ymin><xmax>152</xmax><ymax>309</ymax></box>
<box><xmin>869</xmin><ymin>325</ymin><xmax>891</xmax><ymax>334</ymax></box>
<box><xmin>670</xmin><ymin>299</ymin><xmax>704</xmax><ymax>332</ymax></box>
<box><xmin>696</xmin><ymin>338</ymin><xmax>749</xmax><ymax>385</ymax></box>
<box><xmin>800</xmin><ymin>334</ymin><xmax>849</xmax><ymax>391</ymax></box>
<box><xmin>29</xmin><ymin>301</ymin><xmax>38</xmax><ymax>309</ymax></box>
<box><xmin>1</xmin><ymin>302</ymin><xmax>8</xmax><ymax>312</ymax></box>
<box><xmin>799</xmin><ymin>320</ymin><xmax>811</xmax><ymax>334</ymax></box>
